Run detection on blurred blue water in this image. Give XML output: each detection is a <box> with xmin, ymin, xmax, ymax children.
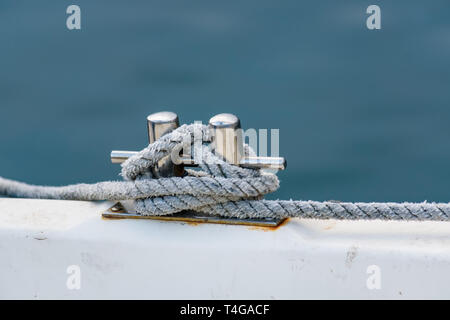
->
<box><xmin>1</xmin><ymin>1</ymin><xmax>450</xmax><ymax>203</ymax></box>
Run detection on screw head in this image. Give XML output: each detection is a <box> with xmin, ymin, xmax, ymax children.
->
<box><xmin>111</xmin><ymin>204</ymin><xmax>123</xmax><ymax>212</ymax></box>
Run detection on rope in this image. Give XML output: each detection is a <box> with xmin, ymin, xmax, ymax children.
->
<box><xmin>1</xmin><ymin>123</ymin><xmax>450</xmax><ymax>221</ymax></box>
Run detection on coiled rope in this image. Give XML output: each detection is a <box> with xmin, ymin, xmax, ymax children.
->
<box><xmin>1</xmin><ymin>123</ymin><xmax>450</xmax><ymax>221</ymax></box>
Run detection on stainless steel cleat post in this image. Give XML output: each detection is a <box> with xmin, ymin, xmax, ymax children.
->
<box><xmin>111</xmin><ymin>111</ymin><xmax>184</xmax><ymax>177</ymax></box>
<box><xmin>208</xmin><ymin>113</ymin><xmax>286</xmax><ymax>171</ymax></box>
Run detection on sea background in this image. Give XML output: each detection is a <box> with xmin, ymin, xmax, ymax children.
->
<box><xmin>1</xmin><ymin>1</ymin><xmax>450</xmax><ymax>203</ymax></box>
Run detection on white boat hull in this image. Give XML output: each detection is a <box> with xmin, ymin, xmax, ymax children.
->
<box><xmin>1</xmin><ymin>198</ymin><xmax>450</xmax><ymax>299</ymax></box>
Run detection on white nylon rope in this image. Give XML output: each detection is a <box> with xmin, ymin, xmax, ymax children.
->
<box><xmin>1</xmin><ymin>123</ymin><xmax>449</xmax><ymax>220</ymax></box>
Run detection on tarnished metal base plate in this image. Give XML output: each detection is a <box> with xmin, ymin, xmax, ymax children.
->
<box><xmin>103</xmin><ymin>202</ymin><xmax>286</xmax><ymax>227</ymax></box>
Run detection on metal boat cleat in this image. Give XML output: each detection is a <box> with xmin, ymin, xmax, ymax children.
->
<box><xmin>111</xmin><ymin>113</ymin><xmax>286</xmax><ymax>170</ymax></box>
<box><xmin>105</xmin><ymin>111</ymin><xmax>287</xmax><ymax>227</ymax></box>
